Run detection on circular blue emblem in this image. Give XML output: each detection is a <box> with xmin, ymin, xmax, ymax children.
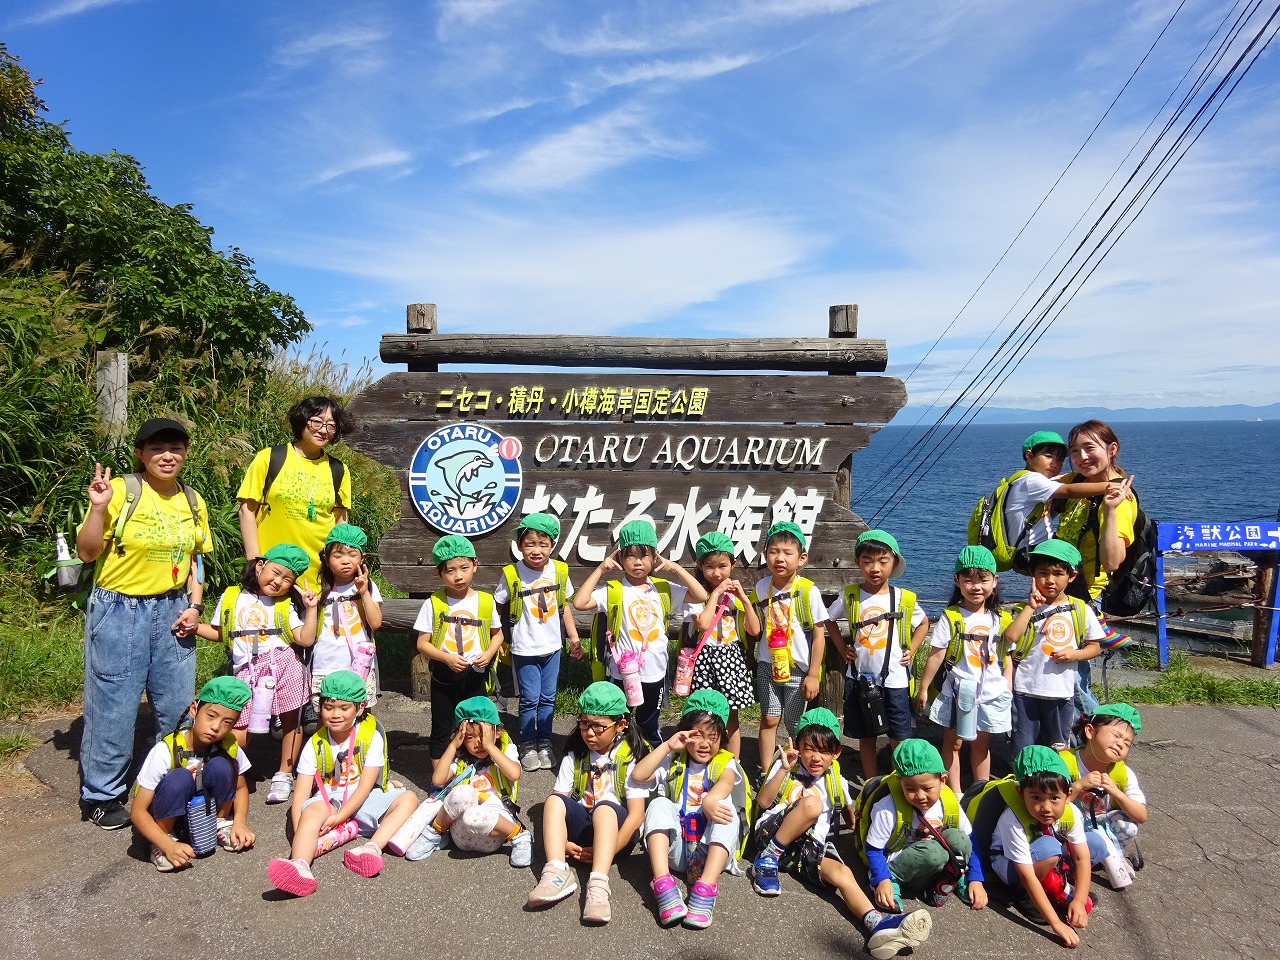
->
<box><xmin>408</xmin><ymin>424</ymin><xmax>524</xmax><ymax>536</ymax></box>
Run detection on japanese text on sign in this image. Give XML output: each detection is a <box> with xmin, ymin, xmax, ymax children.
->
<box><xmin>1158</xmin><ymin>521</ymin><xmax>1280</xmax><ymax>552</ymax></box>
<box><xmin>434</xmin><ymin>384</ymin><xmax>711</xmax><ymax>419</ymax></box>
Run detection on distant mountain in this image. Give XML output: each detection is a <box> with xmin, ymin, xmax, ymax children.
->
<box><xmin>894</xmin><ymin>403</ymin><xmax>1280</xmax><ymax>425</ymax></box>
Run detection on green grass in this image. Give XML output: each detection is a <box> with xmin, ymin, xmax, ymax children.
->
<box><xmin>1108</xmin><ymin>651</ymin><xmax>1280</xmax><ymax>706</ymax></box>
<box><xmin>0</xmin><ymin>596</ymin><xmax>85</xmax><ymax>719</ymax></box>
<box><xmin>0</xmin><ymin>732</ymin><xmax>37</xmax><ymax>763</ymax></box>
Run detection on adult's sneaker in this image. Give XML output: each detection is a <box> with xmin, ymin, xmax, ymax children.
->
<box><xmin>265</xmin><ymin>772</ymin><xmax>293</xmax><ymax>805</ymax></box>
<box><xmin>521</xmin><ymin>746</ymin><xmax>541</xmax><ymax>772</ymax></box>
<box><xmin>867</xmin><ymin>907</ymin><xmax>933</xmax><ymax>960</ymax></box>
<box><xmin>749</xmin><ymin>853</ymin><xmax>781</xmax><ymax>896</ymax></box>
<box><xmin>537</xmin><ymin>741</ymin><xmax>555</xmax><ymax>770</ymax></box>
<box><xmin>88</xmin><ymin>798</ymin><xmax>130</xmax><ymax>830</ymax></box>
<box><xmin>527</xmin><ymin>863</ymin><xmax>578</xmax><ymax>907</ymax></box>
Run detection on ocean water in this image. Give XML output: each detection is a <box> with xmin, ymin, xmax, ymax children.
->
<box><xmin>847</xmin><ymin>420</ymin><xmax>1280</xmax><ymax>606</ymax></box>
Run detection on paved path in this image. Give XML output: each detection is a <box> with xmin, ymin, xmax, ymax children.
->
<box><xmin>2</xmin><ymin>696</ymin><xmax>1277</xmax><ymax>960</ymax></box>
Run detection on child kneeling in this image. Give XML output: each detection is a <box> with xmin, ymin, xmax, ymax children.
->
<box><xmin>268</xmin><ymin>671</ymin><xmax>417</xmax><ymax>897</ymax></box>
<box><xmin>630</xmin><ymin>690</ymin><xmax>747</xmax><ymax>929</ymax></box>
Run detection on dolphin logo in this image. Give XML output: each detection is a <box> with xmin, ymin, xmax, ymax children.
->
<box><xmin>431</xmin><ymin>448</ymin><xmax>499</xmax><ymax>516</ymax></box>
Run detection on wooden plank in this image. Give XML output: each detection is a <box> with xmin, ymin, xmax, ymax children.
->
<box><xmin>406</xmin><ymin>303</ymin><xmax>437</xmax><ymax>333</ymax></box>
<box><xmin>828</xmin><ymin>304</ymin><xmax>858</xmax><ymax>338</ymax></box>
<box><xmin>95</xmin><ymin>350</ymin><xmax>128</xmax><ymax>440</ymax></box>
<box><xmin>347</xmin><ymin>373</ymin><xmax>907</xmax><ymax>427</ymax></box>
<box><xmin>348</xmin><ymin>421</ymin><xmax>872</xmax><ymax>475</ymax></box>
<box><xmin>380</xmin><ymin>334</ymin><xmax>887</xmax><ymax>372</ymax></box>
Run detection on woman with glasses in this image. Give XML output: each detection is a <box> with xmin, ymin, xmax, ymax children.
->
<box><xmin>237</xmin><ymin>396</ymin><xmax>352</xmax><ymax>585</ymax></box>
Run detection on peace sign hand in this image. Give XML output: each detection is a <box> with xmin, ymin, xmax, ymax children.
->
<box><xmin>1103</xmin><ymin>475</ymin><xmax>1135</xmax><ymax>510</ymax></box>
<box><xmin>87</xmin><ymin>464</ymin><xmax>113</xmax><ymax>510</ymax></box>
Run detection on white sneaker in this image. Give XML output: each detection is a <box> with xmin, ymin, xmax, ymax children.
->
<box><xmin>265</xmin><ymin>772</ymin><xmax>293</xmax><ymax>805</ymax></box>
<box><xmin>537</xmin><ymin>742</ymin><xmax>555</xmax><ymax>770</ymax></box>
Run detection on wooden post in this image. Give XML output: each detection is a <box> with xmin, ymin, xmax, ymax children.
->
<box><xmin>1251</xmin><ymin>554</ymin><xmax>1277</xmax><ymax>667</ymax></box>
<box><xmin>95</xmin><ymin>350</ymin><xmax>127</xmax><ymax>441</ymax></box>
<box><xmin>829</xmin><ymin>304</ymin><xmax>858</xmax><ymax>338</ymax></box>
<box><xmin>406</xmin><ymin>303</ymin><xmax>438</xmax><ymax>372</ymax></box>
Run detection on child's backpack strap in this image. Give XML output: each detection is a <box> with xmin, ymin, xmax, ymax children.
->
<box><xmin>570</xmin><ymin>739</ymin><xmax>633</xmax><ymax>804</ymax></box>
<box><xmin>353</xmin><ymin>714</ymin><xmax>389</xmax><ymax>791</ymax></box>
<box><xmin>1059</xmin><ymin>748</ymin><xmax>1128</xmax><ymax>793</ymax></box>
<box><xmin>260</xmin><ymin>444</ymin><xmax>346</xmax><ymax>513</ymax></box>
<box><xmin>853</xmin><ymin>772</ymin><xmax>892</xmax><ymax>861</ymax></box>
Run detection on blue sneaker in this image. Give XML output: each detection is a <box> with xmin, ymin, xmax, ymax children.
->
<box><xmin>749</xmin><ymin>854</ymin><xmax>781</xmax><ymax>896</ymax></box>
<box><xmin>405</xmin><ymin>824</ymin><xmax>444</xmax><ymax>861</ymax></box>
<box><xmin>867</xmin><ymin>908</ymin><xmax>933</xmax><ymax>960</ymax></box>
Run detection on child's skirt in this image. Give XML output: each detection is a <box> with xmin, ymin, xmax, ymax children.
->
<box><xmin>233</xmin><ymin>646</ymin><xmax>309</xmax><ymax>730</ymax></box>
<box><xmin>442</xmin><ymin>784</ymin><xmax>513</xmax><ymax>854</ymax></box>
<box><xmin>690</xmin><ymin>642</ymin><xmax>755</xmax><ymax>709</ymax></box>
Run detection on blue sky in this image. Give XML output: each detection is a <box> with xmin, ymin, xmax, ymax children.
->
<box><xmin>8</xmin><ymin>0</ymin><xmax>1280</xmax><ymax>409</ymax></box>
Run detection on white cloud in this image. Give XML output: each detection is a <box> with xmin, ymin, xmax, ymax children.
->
<box><xmin>273</xmin><ymin>24</ymin><xmax>389</xmax><ymax>71</ymax></box>
<box><xmin>9</xmin><ymin>0</ymin><xmax>143</xmax><ymax>28</ymax></box>
<box><xmin>309</xmin><ymin>149</ymin><xmax>412</xmax><ymax>186</ymax></box>
<box><xmin>593</xmin><ymin>53</ymin><xmax>761</xmax><ymax>91</ymax></box>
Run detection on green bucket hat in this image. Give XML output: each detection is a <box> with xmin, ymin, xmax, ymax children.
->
<box><xmin>856</xmin><ymin>529</ymin><xmax>906</xmax><ymax>577</ymax></box>
<box><xmin>955</xmin><ymin>544</ymin><xmax>998</xmax><ymax>574</ymax></box>
<box><xmin>516</xmin><ymin>513</ymin><xmax>560</xmax><ymax>541</ymax></box>
<box><xmin>260</xmin><ymin>543</ymin><xmax>311</xmax><ymax>576</ymax></box>
<box><xmin>454</xmin><ymin>696</ymin><xmax>501</xmax><ymax>726</ymax></box>
<box><xmin>319</xmin><ymin>670</ymin><xmax>368</xmax><ymax>704</ymax></box>
<box><xmin>1023</xmin><ymin>430</ymin><xmax>1068</xmax><ymax>454</ymax></box>
<box><xmin>197</xmin><ymin>676</ymin><xmax>252</xmax><ymax>712</ymax></box>
<box><xmin>617</xmin><ymin>519</ymin><xmax>658</xmax><ymax>550</ymax></box>
<box><xmin>893</xmin><ymin>738</ymin><xmax>946</xmax><ymax>777</ymax></box>
<box><xmin>794</xmin><ymin>707</ymin><xmax>840</xmax><ymax>738</ymax></box>
<box><xmin>682</xmin><ymin>689</ymin><xmax>730</xmax><ymax>725</ymax></box>
<box><xmin>694</xmin><ymin>531</ymin><xmax>735</xmax><ymax>560</ymax></box>
<box><xmin>578</xmin><ymin>681</ymin><xmax>629</xmax><ymax>717</ymax></box>
<box><xmin>764</xmin><ymin>521</ymin><xmax>807</xmax><ymax>551</ymax></box>
<box><xmin>432</xmin><ymin>534</ymin><xmax>477</xmax><ymax>566</ymax></box>
<box><xmin>1012</xmin><ymin>744</ymin><xmax>1072</xmax><ymax>782</ymax></box>
<box><xmin>1090</xmin><ymin>702</ymin><xmax>1142</xmax><ymax>734</ymax></box>
<box><xmin>325</xmin><ymin>523</ymin><xmax>368</xmax><ymax>552</ymax></box>
<box><xmin>1029</xmin><ymin>539</ymin><xmax>1081</xmax><ymax>569</ymax></box>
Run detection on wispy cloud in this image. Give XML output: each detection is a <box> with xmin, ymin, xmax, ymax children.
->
<box><xmin>273</xmin><ymin>24</ymin><xmax>389</xmax><ymax>72</ymax></box>
<box><xmin>594</xmin><ymin>53</ymin><xmax>761</xmax><ymax>92</ymax></box>
<box><xmin>309</xmin><ymin>148</ymin><xmax>412</xmax><ymax>186</ymax></box>
<box><xmin>438</xmin><ymin>0</ymin><xmax>525</xmax><ymax>32</ymax></box>
<box><xmin>9</xmin><ymin>0</ymin><xmax>143</xmax><ymax>29</ymax></box>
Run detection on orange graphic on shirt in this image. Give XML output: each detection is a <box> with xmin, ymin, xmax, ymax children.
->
<box><xmin>333</xmin><ymin>598</ymin><xmax>362</xmax><ymax>639</ymax></box>
<box><xmin>910</xmin><ymin>812</ymin><xmax>945</xmax><ymax>843</ymax></box>
<box><xmin>856</xmin><ymin>602</ymin><xmax>891</xmax><ymax>654</ymax></box>
<box><xmin>627</xmin><ymin>595</ymin><xmax>663</xmax><ymax>650</ymax></box>
<box><xmin>529</xmin><ymin>577</ymin><xmax>557</xmax><ymax>625</ymax></box>
<box><xmin>965</xmin><ymin>625</ymin><xmax>994</xmax><ymax>669</ymax></box>
<box><xmin>469</xmin><ymin>767</ymin><xmax>498</xmax><ymax>805</ymax></box>
<box><xmin>235</xmin><ymin>599</ymin><xmax>277</xmax><ymax>644</ymax></box>
<box><xmin>1040</xmin><ymin>612</ymin><xmax>1076</xmax><ymax>657</ymax></box>
<box><xmin>440</xmin><ymin>615</ymin><xmax>481</xmax><ymax>658</ymax></box>
<box><xmin>714</xmin><ymin>608</ymin><xmax>740</xmax><ymax>647</ymax></box>
<box><xmin>768</xmin><ymin>598</ymin><xmax>793</xmax><ymax>640</ymax></box>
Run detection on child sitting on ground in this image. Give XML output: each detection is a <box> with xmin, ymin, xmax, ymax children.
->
<box><xmin>630</xmin><ymin>690</ymin><xmax>748</xmax><ymax>930</ymax></box>
<box><xmin>749</xmin><ymin>708</ymin><xmax>933</xmax><ymax>960</ymax></box>
<box><xmin>405</xmin><ymin>696</ymin><xmax>530</xmax><ymax>866</ymax></box>
<box><xmin>131</xmin><ymin>677</ymin><xmax>255</xmax><ymax>872</ymax></box>
<box><xmin>267</xmin><ymin>671</ymin><xmax>417</xmax><ymax>897</ymax></box>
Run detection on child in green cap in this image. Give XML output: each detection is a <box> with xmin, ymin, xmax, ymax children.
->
<box><xmin>861</xmin><ymin>738</ymin><xmax>987</xmax><ymax>911</ymax></box>
<box><xmin>528</xmin><ymin>681</ymin><xmax>650</xmax><ymax>924</ymax></box>
<box><xmin>131</xmin><ymin>676</ymin><xmax>255</xmax><ymax>871</ymax></box>
<box><xmin>682</xmin><ymin>531</ymin><xmax>761</xmax><ymax>757</ymax></box>
<box><xmin>313</xmin><ymin>523</ymin><xmax>383</xmax><ymax>695</ymax></box>
<box><xmin>196</xmin><ymin>543</ymin><xmax>319</xmax><ymax>805</ymax></box>
<box><xmin>269</xmin><ymin>671</ymin><xmax>419</xmax><ymax>897</ymax></box>
<box><xmin>747</xmin><ymin>521</ymin><xmax>829</xmax><ymax>778</ymax></box>
<box><xmin>630</xmin><ymin>689</ymin><xmax>750</xmax><ymax>929</ymax></box>
<box><xmin>826</xmin><ymin>529</ymin><xmax>927</xmax><ymax>781</ymax></box>
<box><xmin>494</xmin><ymin>512</ymin><xmax>581</xmax><ymax>772</ymax></box>
<box><xmin>749</xmin><ymin>708</ymin><xmax>932</xmax><ymax>959</ymax></box>
<box><xmin>573</xmin><ymin>519</ymin><xmax>707</xmax><ymax>745</ymax></box>
<box><xmin>1004</xmin><ymin>540</ymin><xmax>1103</xmax><ymax>756</ymax></box>
<box><xmin>412</xmin><ymin>534</ymin><xmax>505</xmax><ymax>766</ymax></box>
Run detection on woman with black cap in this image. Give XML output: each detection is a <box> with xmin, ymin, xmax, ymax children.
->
<box><xmin>76</xmin><ymin>418</ymin><xmax>213</xmax><ymax>830</ymax></box>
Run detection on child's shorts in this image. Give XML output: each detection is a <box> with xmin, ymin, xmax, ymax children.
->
<box><xmin>442</xmin><ymin>784</ymin><xmax>512</xmax><ymax>854</ymax></box>
<box><xmin>928</xmin><ymin>686</ymin><xmax>1013</xmax><ymax>737</ymax></box>
<box><xmin>755</xmin><ymin>662</ymin><xmax>806</xmax><ymax>732</ymax></box>
<box><xmin>146</xmin><ymin>755</ymin><xmax>237</xmax><ymax>819</ymax></box>
<box><xmin>991</xmin><ymin>834</ymin><xmax>1065</xmax><ymax>886</ymax></box>
<box><xmin>561</xmin><ymin>797</ymin><xmax>635</xmax><ymax>852</ymax></box>
<box><xmin>233</xmin><ymin>647</ymin><xmax>308</xmax><ymax>730</ymax></box>
<box><xmin>643</xmin><ymin>795</ymin><xmax>741</xmax><ymax>873</ymax></box>
<box><xmin>752</xmin><ymin>804</ymin><xmax>841</xmax><ymax>887</ymax></box>
<box><xmin>303</xmin><ymin>785</ymin><xmax>406</xmax><ymax>837</ymax></box>
<box><xmin>843</xmin><ymin>682</ymin><xmax>914</xmax><ymax>741</ymax></box>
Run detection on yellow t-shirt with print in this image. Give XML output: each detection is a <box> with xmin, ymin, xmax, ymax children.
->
<box><xmin>83</xmin><ymin>477</ymin><xmax>213</xmax><ymax>597</ymax></box>
<box><xmin>236</xmin><ymin>445</ymin><xmax>352</xmax><ymax>582</ymax></box>
<box><xmin>1078</xmin><ymin>495</ymin><xmax>1137</xmax><ymax>600</ymax></box>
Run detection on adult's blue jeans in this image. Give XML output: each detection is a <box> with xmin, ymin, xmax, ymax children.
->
<box><xmin>80</xmin><ymin>587</ymin><xmax>195</xmax><ymax>803</ymax></box>
<box><xmin>513</xmin><ymin>651</ymin><xmax>560</xmax><ymax>745</ymax></box>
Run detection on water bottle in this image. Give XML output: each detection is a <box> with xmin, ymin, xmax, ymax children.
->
<box><xmin>186</xmin><ymin>794</ymin><xmax>218</xmax><ymax>856</ymax></box>
<box><xmin>616</xmin><ymin>649</ymin><xmax>644</xmax><ymax>707</ymax></box>
<box><xmin>673</xmin><ymin>647</ymin><xmax>697</xmax><ymax>698</ymax></box>
<box><xmin>315</xmin><ymin>818</ymin><xmax>359</xmax><ymax>857</ymax></box>
<box><xmin>768</xmin><ymin>628</ymin><xmax>791</xmax><ymax>683</ymax></box>
<box><xmin>1102</xmin><ymin>850</ymin><xmax>1134</xmax><ymax>889</ymax></box>
<box><xmin>386</xmin><ymin>797</ymin><xmax>443</xmax><ymax>856</ymax></box>
<box><xmin>247</xmin><ymin>675</ymin><xmax>275</xmax><ymax>734</ymax></box>
<box><xmin>350</xmin><ymin>641</ymin><xmax>375</xmax><ymax>682</ymax></box>
<box><xmin>55</xmin><ymin>532</ymin><xmax>82</xmax><ymax>589</ymax></box>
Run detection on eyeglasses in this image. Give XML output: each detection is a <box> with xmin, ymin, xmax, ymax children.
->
<box><xmin>307</xmin><ymin>417</ymin><xmax>337</xmax><ymax>434</ymax></box>
<box><xmin>577</xmin><ymin>719</ymin><xmax>618</xmax><ymax>736</ymax></box>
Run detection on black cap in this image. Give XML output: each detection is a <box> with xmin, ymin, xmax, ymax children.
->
<box><xmin>134</xmin><ymin>418</ymin><xmax>190</xmax><ymax>447</ymax></box>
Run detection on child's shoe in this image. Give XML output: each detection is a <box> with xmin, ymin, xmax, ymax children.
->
<box><xmin>268</xmin><ymin>857</ymin><xmax>317</xmax><ymax>897</ymax></box>
<box><xmin>582</xmin><ymin>874</ymin><xmax>612</xmax><ymax>925</ymax></box>
<box><xmin>265</xmin><ymin>772</ymin><xmax>293</xmax><ymax>805</ymax></box>
<box><xmin>749</xmin><ymin>853</ymin><xmax>781</xmax><ymax>896</ymax></box>
<box><xmin>405</xmin><ymin>823</ymin><xmax>444</xmax><ymax>861</ymax></box>
<box><xmin>150</xmin><ymin>838</ymin><xmax>177</xmax><ymax>872</ymax></box>
<box><xmin>683</xmin><ymin>879</ymin><xmax>718</xmax><ymax>929</ymax></box>
<box><xmin>509</xmin><ymin>830</ymin><xmax>533</xmax><ymax>868</ymax></box>
<box><xmin>866</xmin><ymin>908</ymin><xmax>933</xmax><ymax>960</ymax></box>
<box><xmin>528</xmin><ymin>862</ymin><xmax>578</xmax><ymax>907</ymax></box>
<box><xmin>215</xmin><ymin>819</ymin><xmax>241</xmax><ymax>851</ymax></box>
<box><xmin>343</xmin><ymin>840</ymin><xmax>385</xmax><ymax>877</ymax></box>
<box><xmin>651</xmin><ymin>874</ymin><xmax>687</xmax><ymax>925</ymax></box>
<box><xmin>922</xmin><ymin>885</ymin><xmax>950</xmax><ymax>908</ymax></box>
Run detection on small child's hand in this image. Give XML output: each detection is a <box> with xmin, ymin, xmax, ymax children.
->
<box><xmin>1050</xmin><ymin>647</ymin><xmax>1077</xmax><ymax>664</ymax></box>
<box><xmin>566</xmin><ymin>841</ymin><xmax>593</xmax><ymax>862</ymax></box>
<box><xmin>1053</xmin><ymin>920</ymin><xmax>1081</xmax><ymax>948</ymax></box>
<box><xmin>874</xmin><ymin>877</ymin><xmax>899</xmax><ymax>911</ymax></box>
<box><xmin>320</xmin><ymin>812</ymin><xmax>346</xmax><ymax>835</ymax></box>
<box><xmin>651</xmin><ymin>554</ymin><xmax>672</xmax><ymax>575</ymax></box>
<box><xmin>1066</xmin><ymin>896</ymin><xmax>1090</xmax><ymax>929</ymax></box>
<box><xmin>899</xmin><ymin>647</ymin><xmax>913</xmax><ymax>666</ymax></box>
<box><xmin>450</xmin><ymin>724</ymin><xmax>468</xmax><ymax>749</ymax></box>
<box><xmin>1079</xmin><ymin>770</ymin><xmax>1105</xmax><ymax>791</ymax></box>
<box><xmin>1029</xmin><ymin>586</ymin><xmax>1046</xmax><ymax>607</ymax></box>
<box><xmin>165</xmin><ymin>838</ymin><xmax>196</xmax><ymax>869</ymax></box>
<box><xmin>780</xmin><ymin>738</ymin><xmax>799</xmax><ymax>770</ymax></box>
<box><xmin>568</xmin><ymin>637</ymin><xmax>584</xmax><ymax>660</ymax></box>
<box><xmin>912</xmin><ymin>694</ymin><xmax>928</xmax><ymax>717</ymax></box>
<box><xmin>801</xmin><ymin>674</ymin><xmax>819</xmax><ymax>701</ymax></box>
<box><xmin>967</xmin><ymin>879</ymin><xmax>988</xmax><ymax>910</ymax></box>
<box><xmin>667</xmin><ymin>730</ymin><xmax>693</xmax><ymax>753</ymax></box>
<box><xmin>229</xmin><ymin>824</ymin><xmax>255</xmax><ymax>851</ymax></box>
<box><xmin>355</xmin><ymin>563</ymin><xmax>370</xmax><ymax>594</ymax></box>
<box><xmin>702</xmin><ymin>796</ymin><xmax>733</xmax><ymax>825</ymax></box>
<box><xmin>600</xmin><ymin>551</ymin><xmax>622</xmax><ymax>573</ymax></box>
<box><xmin>297</xmin><ymin>580</ymin><xmax>319</xmax><ymax>609</ymax></box>
<box><xmin>442</xmin><ymin>651</ymin><xmax>469</xmax><ymax>673</ymax></box>
<box><xmin>480</xmin><ymin>721</ymin><xmax>497</xmax><ymax>752</ymax></box>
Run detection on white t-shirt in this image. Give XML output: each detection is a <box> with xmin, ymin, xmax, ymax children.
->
<box><xmin>989</xmin><ymin>805</ymin><xmax>1086</xmax><ymax>865</ymax></box>
<box><xmin>552</xmin><ymin>742</ymin><xmax>650</xmax><ymax>810</ymax></box>
<box><xmin>682</xmin><ymin>597</ymin><xmax>748</xmax><ymax>649</ymax></box>
<box><xmin>412</xmin><ymin>593</ymin><xmax>493</xmax><ymax>665</ymax></box>
<box><xmin>296</xmin><ymin>724</ymin><xmax>388</xmax><ymax>802</ymax></box>
<box><xmin>135</xmin><ymin>733</ymin><xmax>251</xmax><ymax>792</ymax></box>
<box><xmin>1004</xmin><ymin>472</ymin><xmax>1062</xmax><ymax>550</ymax></box>
<box><xmin>629</xmin><ymin>753</ymin><xmax>746</xmax><ymax>807</ymax></box>
<box><xmin>760</xmin><ymin>759</ymin><xmax>849</xmax><ymax>845</ymax></box>
<box><xmin>1012</xmin><ymin>601</ymin><xmax>1104</xmax><ymax>699</ymax></box>
<box><xmin>493</xmin><ymin>561</ymin><xmax>574</xmax><ymax>657</ymax></box>
<box><xmin>588</xmin><ymin>580</ymin><xmax>688</xmax><ymax>684</ymax></box>
<box><xmin>827</xmin><ymin>586</ymin><xmax>925</xmax><ymax>689</ymax></box>
<box><xmin>927</xmin><ymin>607</ymin><xmax>1010</xmax><ymax>702</ymax></box>
<box><xmin>1072</xmin><ymin>753</ymin><xmax>1146</xmax><ymax>817</ymax></box>
<box><xmin>752</xmin><ymin>578</ymin><xmax>829</xmax><ymax>674</ymax></box>
<box><xmin>220</xmin><ymin>589</ymin><xmax>304</xmax><ymax>670</ymax></box>
<box><xmin>312</xmin><ymin>581</ymin><xmax>383</xmax><ymax>675</ymax></box>
<box><xmin>865</xmin><ymin>793</ymin><xmax>974</xmax><ymax>861</ymax></box>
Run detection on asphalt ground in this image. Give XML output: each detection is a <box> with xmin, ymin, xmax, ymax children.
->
<box><xmin>1</xmin><ymin>695</ymin><xmax>1277</xmax><ymax>960</ymax></box>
